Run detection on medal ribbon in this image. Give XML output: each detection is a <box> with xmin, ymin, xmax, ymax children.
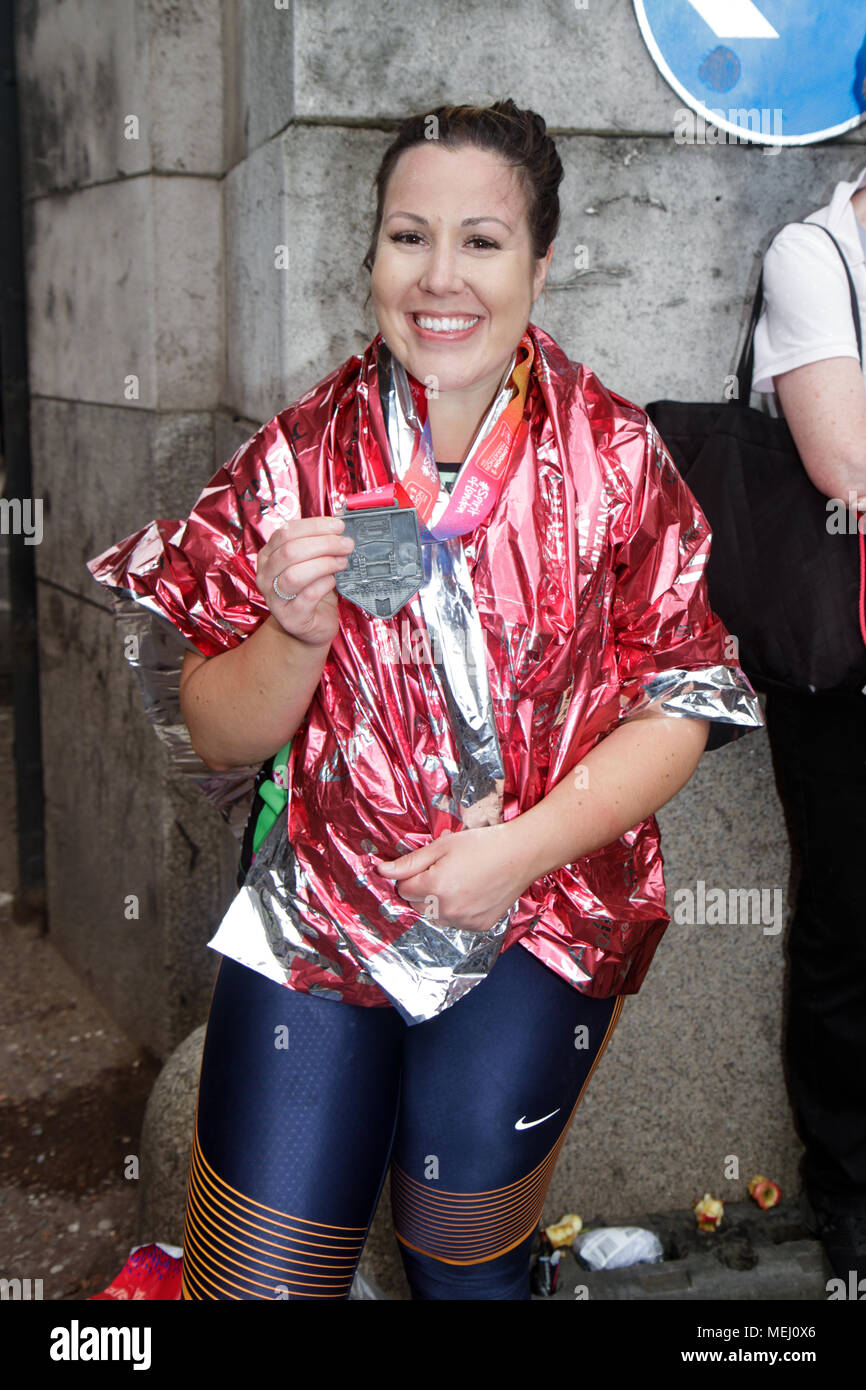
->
<box><xmin>359</xmin><ymin>333</ymin><xmax>534</xmax><ymax>539</ymax></box>
<box><xmin>393</xmin><ymin>334</ymin><xmax>534</xmax><ymax>540</ymax></box>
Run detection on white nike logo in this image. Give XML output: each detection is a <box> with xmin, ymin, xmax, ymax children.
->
<box><xmin>514</xmin><ymin>1109</ymin><xmax>560</xmax><ymax>1131</ymax></box>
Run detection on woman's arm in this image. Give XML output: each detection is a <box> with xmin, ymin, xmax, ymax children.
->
<box><xmin>179</xmin><ymin>616</ymin><xmax>331</xmax><ymax>772</ymax></box>
<box><xmin>376</xmin><ymin>711</ymin><xmax>710</xmax><ymax>931</ymax></box>
<box><xmin>503</xmin><ymin>709</ymin><xmax>709</xmax><ymax>883</ymax></box>
<box><xmin>178</xmin><ymin>515</ymin><xmax>354</xmax><ymax>771</ymax></box>
<box><xmin>774</xmin><ymin>357</ymin><xmax>866</xmax><ymax>504</ymax></box>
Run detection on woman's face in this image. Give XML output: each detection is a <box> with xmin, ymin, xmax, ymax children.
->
<box><xmin>370</xmin><ymin>142</ymin><xmax>553</xmax><ymax>401</ymax></box>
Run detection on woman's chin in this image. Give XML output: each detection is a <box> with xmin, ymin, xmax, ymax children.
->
<box><xmin>383</xmin><ymin>338</ymin><xmax>501</xmax><ymax>393</ymax></box>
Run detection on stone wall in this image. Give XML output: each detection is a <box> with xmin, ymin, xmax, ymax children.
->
<box><xmin>14</xmin><ymin>0</ymin><xmax>865</xmax><ymax>1216</ymax></box>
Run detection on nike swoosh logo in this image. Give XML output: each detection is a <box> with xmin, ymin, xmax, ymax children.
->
<box><xmin>514</xmin><ymin>1109</ymin><xmax>561</xmax><ymax>1131</ymax></box>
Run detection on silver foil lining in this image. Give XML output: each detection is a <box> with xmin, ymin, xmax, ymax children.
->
<box><xmin>215</xmin><ymin>808</ymin><xmax>513</xmax><ymax>1025</ymax></box>
<box><xmin>108</xmin><ymin>592</ymin><xmax>260</xmax><ymax>838</ymax></box>
<box><xmin>620</xmin><ymin>664</ymin><xmax>765</xmax><ymax>725</ymax></box>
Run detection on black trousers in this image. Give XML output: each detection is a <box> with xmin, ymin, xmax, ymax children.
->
<box><xmin>764</xmin><ymin>686</ymin><xmax>866</xmax><ymax>1208</ymax></box>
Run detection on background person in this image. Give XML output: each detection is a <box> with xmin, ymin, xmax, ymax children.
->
<box><xmin>752</xmin><ymin>165</ymin><xmax>866</xmax><ymax>1281</ymax></box>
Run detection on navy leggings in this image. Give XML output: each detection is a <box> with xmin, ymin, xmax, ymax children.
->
<box><xmin>182</xmin><ymin>942</ymin><xmax>625</xmax><ymax>1301</ymax></box>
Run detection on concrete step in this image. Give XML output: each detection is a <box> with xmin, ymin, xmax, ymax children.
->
<box><xmin>533</xmin><ymin>1200</ymin><xmax>833</xmax><ymax>1301</ymax></box>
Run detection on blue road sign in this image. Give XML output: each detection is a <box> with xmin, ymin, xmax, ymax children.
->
<box><xmin>634</xmin><ymin>1</ymin><xmax>866</xmax><ymax>145</ymax></box>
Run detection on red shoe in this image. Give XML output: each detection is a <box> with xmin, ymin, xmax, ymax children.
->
<box><xmin>89</xmin><ymin>1243</ymin><xmax>183</xmax><ymax>1300</ymax></box>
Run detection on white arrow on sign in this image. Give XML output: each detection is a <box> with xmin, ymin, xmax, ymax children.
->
<box><xmin>685</xmin><ymin>0</ymin><xmax>779</xmax><ymax>39</ymax></box>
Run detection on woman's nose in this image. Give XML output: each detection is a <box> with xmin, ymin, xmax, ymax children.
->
<box><xmin>417</xmin><ymin>241</ymin><xmax>464</xmax><ymax>297</ymax></box>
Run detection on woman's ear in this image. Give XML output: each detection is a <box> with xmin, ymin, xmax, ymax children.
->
<box><xmin>533</xmin><ymin>243</ymin><xmax>555</xmax><ymax>303</ymax></box>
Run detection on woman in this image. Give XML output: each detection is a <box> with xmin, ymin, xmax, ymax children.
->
<box><xmin>87</xmin><ymin>100</ymin><xmax>762</xmax><ymax>1300</ymax></box>
<box><xmin>751</xmin><ymin>166</ymin><xmax>866</xmax><ymax>1282</ymax></box>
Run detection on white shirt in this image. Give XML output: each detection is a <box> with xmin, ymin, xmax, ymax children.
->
<box><xmin>751</xmin><ymin>166</ymin><xmax>866</xmax><ymax>405</ymax></box>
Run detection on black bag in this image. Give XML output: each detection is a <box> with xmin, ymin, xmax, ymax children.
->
<box><xmin>647</xmin><ymin>223</ymin><xmax>866</xmax><ymax>695</ymax></box>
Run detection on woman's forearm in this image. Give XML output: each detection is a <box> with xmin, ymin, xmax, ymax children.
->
<box><xmin>180</xmin><ymin>615</ymin><xmax>331</xmax><ymax>771</ymax></box>
<box><xmin>506</xmin><ymin>712</ymin><xmax>710</xmax><ymax>885</ymax></box>
<box><xmin>774</xmin><ymin>359</ymin><xmax>866</xmax><ymax>502</ymax></box>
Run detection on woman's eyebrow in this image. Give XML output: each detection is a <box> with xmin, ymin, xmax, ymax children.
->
<box><xmin>385</xmin><ymin>210</ymin><xmax>513</xmax><ymax>232</ymax></box>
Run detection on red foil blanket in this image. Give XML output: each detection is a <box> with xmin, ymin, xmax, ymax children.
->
<box><xmin>86</xmin><ymin>323</ymin><xmax>762</xmax><ymax>1022</ymax></box>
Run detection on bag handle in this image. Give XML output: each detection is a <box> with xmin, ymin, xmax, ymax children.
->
<box><xmin>736</xmin><ymin>222</ymin><xmax>864</xmax><ymax>402</ymax></box>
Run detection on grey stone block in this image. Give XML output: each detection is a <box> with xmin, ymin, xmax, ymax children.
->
<box><xmin>26</xmin><ymin>176</ymin><xmax>222</xmax><ymax>409</ymax></box>
<box><xmin>15</xmin><ymin>0</ymin><xmax>149</xmax><ymax>199</ymax></box>
<box><xmin>533</xmin><ymin>137</ymin><xmax>866</xmax><ymax>409</ymax></box>
<box><xmin>548</xmin><ymin>1238</ymin><xmax>827</xmax><ymax>1300</ymax></box>
<box><xmin>15</xmin><ymin>0</ymin><xmax>224</xmax><ymax>200</ymax></box>
<box><xmin>146</xmin><ymin>0</ymin><xmax>225</xmax><ymax>174</ymax></box>
<box><xmin>540</xmin><ymin>728</ymin><xmax>801</xmax><ymax>1225</ymax></box>
<box><xmin>225</xmin><ymin>0</ymin><xmax>295</xmax><ymax>165</ymax></box>
<box><xmin>293</xmin><ymin>0</ymin><xmax>676</xmax><ymax>132</ymax></box>
<box><xmin>137</xmin><ymin>1024</ymin><xmax>206</xmax><ymax>1248</ymax></box>
<box><xmin>38</xmin><ymin>587</ymin><xmax>235</xmax><ymax>1059</ymax></box>
<box><xmin>543</xmin><ymin>1202</ymin><xmax>831</xmax><ymax>1300</ymax></box>
<box><xmin>224</xmin><ymin>124</ymin><xmax>383</xmax><ymax>422</ymax></box>
<box><xmin>30</xmin><ymin>400</ymin><xmax>215</xmax><ymax>600</ymax></box>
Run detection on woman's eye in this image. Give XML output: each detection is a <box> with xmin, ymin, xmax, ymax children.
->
<box><xmin>388</xmin><ymin>233</ymin><xmax>499</xmax><ymax>250</ymax></box>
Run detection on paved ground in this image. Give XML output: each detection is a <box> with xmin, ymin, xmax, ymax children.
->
<box><xmin>0</xmin><ymin>703</ymin><xmax>161</xmax><ymax>1301</ymax></box>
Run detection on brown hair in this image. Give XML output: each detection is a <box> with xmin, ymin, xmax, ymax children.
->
<box><xmin>362</xmin><ymin>98</ymin><xmax>563</xmax><ymax>277</ymax></box>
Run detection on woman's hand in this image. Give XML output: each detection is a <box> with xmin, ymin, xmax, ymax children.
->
<box><xmin>256</xmin><ymin>516</ymin><xmax>354</xmax><ymax>648</ymax></box>
<box><xmin>373</xmin><ymin>823</ymin><xmax>533</xmax><ymax>933</ymax></box>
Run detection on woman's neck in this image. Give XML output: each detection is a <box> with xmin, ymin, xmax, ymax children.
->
<box><xmin>426</xmin><ymin>372</ymin><xmax>510</xmax><ymax>462</ymax></box>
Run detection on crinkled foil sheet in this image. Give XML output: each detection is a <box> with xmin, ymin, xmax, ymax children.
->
<box><xmin>87</xmin><ymin>323</ymin><xmax>764</xmax><ymax>1023</ymax></box>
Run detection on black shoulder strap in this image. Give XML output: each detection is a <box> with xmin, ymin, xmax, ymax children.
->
<box><xmin>736</xmin><ymin>221</ymin><xmax>864</xmax><ymax>401</ymax></box>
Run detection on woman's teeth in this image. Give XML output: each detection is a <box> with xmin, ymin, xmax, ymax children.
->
<box><xmin>414</xmin><ymin>314</ymin><xmax>480</xmax><ymax>332</ymax></box>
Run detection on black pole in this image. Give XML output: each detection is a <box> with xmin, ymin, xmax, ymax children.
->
<box><xmin>0</xmin><ymin>0</ymin><xmax>46</xmax><ymax>922</ymax></box>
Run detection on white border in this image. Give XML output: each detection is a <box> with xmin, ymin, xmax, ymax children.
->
<box><xmin>633</xmin><ymin>0</ymin><xmax>866</xmax><ymax>146</ymax></box>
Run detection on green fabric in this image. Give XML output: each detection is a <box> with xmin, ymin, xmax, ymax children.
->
<box><xmin>252</xmin><ymin>737</ymin><xmax>293</xmax><ymax>854</ymax></box>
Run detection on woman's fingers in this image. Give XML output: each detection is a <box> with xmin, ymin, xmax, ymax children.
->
<box><xmin>256</xmin><ymin>518</ymin><xmax>354</xmax><ymax>619</ymax></box>
<box><xmin>263</xmin><ymin>524</ymin><xmax>352</xmax><ymax>570</ymax></box>
<box><xmin>271</xmin><ymin>551</ymin><xmax>349</xmax><ymax>597</ymax></box>
<box><xmin>375</xmin><ymin>835</ymin><xmax>450</xmax><ymax>877</ymax></box>
<box><xmin>274</xmin><ymin>572</ymin><xmax>338</xmax><ymax>607</ymax></box>
<box><xmin>260</xmin><ymin>516</ymin><xmax>346</xmax><ymax>552</ymax></box>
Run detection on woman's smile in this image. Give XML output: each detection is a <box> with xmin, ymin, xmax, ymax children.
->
<box><xmin>407</xmin><ymin>310</ymin><xmax>483</xmax><ymax>340</ymax></box>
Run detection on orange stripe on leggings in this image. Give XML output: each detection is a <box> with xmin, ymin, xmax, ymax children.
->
<box><xmin>181</xmin><ymin>1123</ymin><xmax>366</xmax><ymax>1300</ymax></box>
<box><xmin>392</xmin><ymin>993</ymin><xmax>625</xmax><ymax>1264</ymax></box>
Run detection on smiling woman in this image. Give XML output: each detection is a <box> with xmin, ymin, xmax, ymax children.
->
<box><xmin>86</xmin><ymin>98</ymin><xmax>763</xmax><ymax>1301</ymax></box>
<box><xmin>364</xmin><ymin>108</ymin><xmax>558</xmax><ymax>462</ymax></box>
